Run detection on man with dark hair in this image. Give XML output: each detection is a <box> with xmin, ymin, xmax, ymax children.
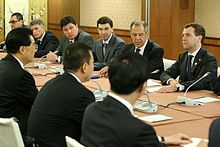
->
<box><xmin>93</xmin><ymin>16</ymin><xmax>125</xmax><ymax>70</ymax></box>
<box><xmin>46</xmin><ymin>16</ymin><xmax>94</xmax><ymax>63</ymax></box>
<box><xmin>0</xmin><ymin>28</ymin><xmax>38</xmax><ymax>135</ymax></box>
<box><xmin>159</xmin><ymin>23</ymin><xmax>217</xmax><ymax>93</ymax></box>
<box><xmin>81</xmin><ymin>52</ymin><xmax>192</xmax><ymax>147</ymax></box>
<box><xmin>30</xmin><ymin>19</ymin><xmax>59</xmax><ymax>57</ymax></box>
<box><xmin>99</xmin><ymin>20</ymin><xmax>164</xmax><ymax>79</ymax></box>
<box><xmin>208</xmin><ymin>118</ymin><xmax>220</xmax><ymax>147</ymax></box>
<box><xmin>9</xmin><ymin>12</ymin><xmax>27</xmax><ymax>29</ymax></box>
<box><xmin>213</xmin><ymin>75</ymin><xmax>220</xmax><ymax>95</ymax></box>
<box><xmin>27</xmin><ymin>42</ymin><xmax>95</xmax><ymax>147</ymax></box>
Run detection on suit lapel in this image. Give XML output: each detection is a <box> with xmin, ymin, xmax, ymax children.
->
<box><xmin>179</xmin><ymin>53</ymin><xmax>188</xmax><ymax>82</ymax></box>
<box><xmin>191</xmin><ymin>48</ymin><xmax>204</xmax><ymax>73</ymax></box>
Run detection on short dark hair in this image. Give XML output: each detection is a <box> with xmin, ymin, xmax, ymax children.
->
<box><xmin>97</xmin><ymin>16</ymin><xmax>113</xmax><ymax>28</ymax></box>
<box><xmin>63</xmin><ymin>42</ymin><xmax>92</xmax><ymax>72</ymax></box>
<box><xmin>5</xmin><ymin>28</ymin><xmax>33</xmax><ymax>54</ymax></box>
<box><xmin>184</xmin><ymin>23</ymin><xmax>206</xmax><ymax>44</ymax></box>
<box><xmin>130</xmin><ymin>20</ymin><xmax>148</xmax><ymax>33</ymax></box>
<box><xmin>30</xmin><ymin>19</ymin><xmax>44</xmax><ymax>26</ymax></box>
<box><xmin>11</xmin><ymin>12</ymin><xmax>23</xmax><ymax>21</ymax></box>
<box><xmin>60</xmin><ymin>16</ymin><xmax>77</xmax><ymax>29</ymax></box>
<box><xmin>108</xmin><ymin>53</ymin><xmax>149</xmax><ymax>94</ymax></box>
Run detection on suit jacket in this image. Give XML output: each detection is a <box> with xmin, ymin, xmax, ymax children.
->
<box><xmin>208</xmin><ymin>118</ymin><xmax>220</xmax><ymax>147</ymax></box>
<box><xmin>35</xmin><ymin>31</ymin><xmax>59</xmax><ymax>57</ymax></box>
<box><xmin>0</xmin><ymin>54</ymin><xmax>38</xmax><ymax>135</ymax></box>
<box><xmin>123</xmin><ymin>40</ymin><xmax>164</xmax><ymax>80</ymax></box>
<box><xmin>56</xmin><ymin>30</ymin><xmax>94</xmax><ymax>57</ymax></box>
<box><xmin>213</xmin><ymin>76</ymin><xmax>220</xmax><ymax>95</ymax></box>
<box><xmin>93</xmin><ymin>34</ymin><xmax>125</xmax><ymax>70</ymax></box>
<box><xmin>27</xmin><ymin>72</ymin><xmax>95</xmax><ymax>147</ymax></box>
<box><xmin>81</xmin><ymin>95</ymin><xmax>165</xmax><ymax>147</ymax></box>
<box><xmin>160</xmin><ymin>47</ymin><xmax>217</xmax><ymax>90</ymax></box>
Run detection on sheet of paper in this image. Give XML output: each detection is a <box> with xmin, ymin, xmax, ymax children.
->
<box><xmin>146</xmin><ymin>87</ymin><xmax>161</xmax><ymax>93</ymax></box>
<box><xmin>138</xmin><ymin>114</ymin><xmax>172</xmax><ymax>123</ymax></box>
<box><xmin>194</xmin><ymin>97</ymin><xmax>220</xmax><ymax>103</ymax></box>
<box><xmin>183</xmin><ymin>137</ymin><xmax>208</xmax><ymax>147</ymax></box>
<box><xmin>147</xmin><ymin>79</ymin><xmax>161</xmax><ymax>86</ymax></box>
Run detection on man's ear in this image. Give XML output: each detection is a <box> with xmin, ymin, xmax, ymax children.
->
<box><xmin>81</xmin><ymin>63</ymin><xmax>88</xmax><ymax>73</ymax></box>
<box><xmin>19</xmin><ymin>46</ymin><xmax>25</xmax><ymax>55</ymax></box>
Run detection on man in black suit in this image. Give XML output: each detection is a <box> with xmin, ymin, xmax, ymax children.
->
<box><xmin>27</xmin><ymin>42</ymin><xmax>95</xmax><ymax>147</ymax></box>
<box><xmin>213</xmin><ymin>76</ymin><xmax>220</xmax><ymax>95</ymax></box>
<box><xmin>0</xmin><ymin>28</ymin><xmax>38</xmax><ymax>135</ymax></box>
<box><xmin>46</xmin><ymin>16</ymin><xmax>94</xmax><ymax>63</ymax></box>
<box><xmin>158</xmin><ymin>23</ymin><xmax>217</xmax><ymax>93</ymax></box>
<box><xmin>81</xmin><ymin>53</ymin><xmax>191</xmax><ymax>147</ymax></box>
<box><xmin>93</xmin><ymin>16</ymin><xmax>125</xmax><ymax>70</ymax></box>
<box><xmin>99</xmin><ymin>20</ymin><xmax>164</xmax><ymax>80</ymax></box>
<box><xmin>208</xmin><ymin>118</ymin><xmax>220</xmax><ymax>147</ymax></box>
<box><xmin>30</xmin><ymin>19</ymin><xmax>59</xmax><ymax>57</ymax></box>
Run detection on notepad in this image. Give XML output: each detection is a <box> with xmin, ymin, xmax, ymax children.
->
<box><xmin>183</xmin><ymin>137</ymin><xmax>208</xmax><ymax>147</ymax></box>
<box><xmin>145</xmin><ymin>87</ymin><xmax>161</xmax><ymax>93</ymax></box>
<box><xmin>194</xmin><ymin>97</ymin><xmax>220</xmax><ymax>103</ymax></box>
<box><xmin>147</xmin><ymin>79</ymin><xmax>161</xmax><ymax>86</ymax></box>
<box><xmin>138</xmin><ymin>114</ymin><xmax>172</xmax><ymax>123</ymax></box>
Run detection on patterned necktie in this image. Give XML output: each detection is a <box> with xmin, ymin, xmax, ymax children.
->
<box><xmin>103</xmin><ymin>43</ymin><xmax>107</xmax><ymax>56</ymax></box>
<box><xmin>186</xmin><ymin>55</ymin><xmax>194</xmax><ymax>81</ymax></box>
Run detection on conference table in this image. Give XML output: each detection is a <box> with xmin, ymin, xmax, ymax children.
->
<box><xmin>1</xmin><ymin>52</ymin><xmax>219</xmax><ymax>146</ymax></box>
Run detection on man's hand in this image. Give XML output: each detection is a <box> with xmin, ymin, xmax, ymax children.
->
<box><xmin>164</xmin><ymin>133</ymin><xmax>192</xmax><ymax>145</ymax></box>
<box><xmin>47</xmin><ymin>51</ymin><xmax>57</xmax><ymax>62</ymax></box>
<box><xmin>157</xmin><ymin>79</ymin><xmax>178</xmax><ymax>93</ymax></box>
<box><xmin>99</xmin><ymin>66</ymin><xmax>109</xmax><ymax>77</ymax></box>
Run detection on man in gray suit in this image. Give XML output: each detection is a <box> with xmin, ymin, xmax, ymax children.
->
<box><xmin>93</xmin><ymin>16</ymin><xmax>125</xmax><ymax>70</ymax></box>
<box><xmin>47</xmin><ymin>16</ymin><xmax>94</xmax><ymax>63</ymax></box>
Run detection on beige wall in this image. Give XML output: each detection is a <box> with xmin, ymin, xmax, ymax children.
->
<box><xmin>195</xmin><ymin>0</ymin><xmax>220</xmax><ymax>37</ymax></box>
<box><xmin>80</xmin><ymin>0</ymin><xmax>142</xmax><ymax>30</ymax></box>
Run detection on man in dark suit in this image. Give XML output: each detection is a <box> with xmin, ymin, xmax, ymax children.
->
<box><xmin>213</xmin><ymin>76</ymin><xmax>220</xmax><ymax>95</ymax></box>
<box><xmin>208</xmin><ymin>118</ymin><xmax>220</xmax><ymax>147</ymax></box>
<box><xmin>93</xmin><ymin>16</ymin><xmax>125</xmax><ymax>70</ymax></box>
<box><xmin>27</xmin><ymin>42</ymin><xmax>95</xmax><ymax>147</ymax></box>
<box><xmin>81</xmin><ymin>53</ymin><xmax>192</xmax><ymax>147</ymax></box>
<box><xmin>99</xmin><ymin>20</ymin><xmax>164</xmax><ymax>79</ymax></box>
<box><xmin>30</xmin><ymin>19</ymin><xmax>59</xmax><ymax>57</ymax></box>
<box><xmin>0</xmin><ymin>28</ymin><xmax>38</xmax><ymax>135</ymax></box>
<box><xmin>46</xmin><ymin>16</ymin><xmax>94</xmax><ymax>63</ymax></box>
<box><xmin>9</xmin><ymin>12</ymin><xmax>28</xmax><ymax>30</ymax></box>
<box><xmin>158</xmin><ymin>23</ymin><xmax>217</xmax><ymax>93</ymax></box>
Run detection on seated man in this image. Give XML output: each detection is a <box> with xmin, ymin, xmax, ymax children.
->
<box><xmin>100</xmin><ymin>20</ymin><xmax>164</xmax><ymax>80</ymax></box>
<box><xmin>0</xmin><ymin>28</ymin><xmax>38</xmax><ymax>135</ymax></box>
<box><xmin>81</xmin><ymin>52</ymin><xmax>191</xmax><ymax>147</ymax></box>
<box><xmin>208</xmin><ymin>118</ymin><xmax>220</xmax><ymax>147</ymax></box>
<box><xmin>30</xmin><ymin>19</ymin><xmax>59</xmax><ymax>57</ymax></box>
<box><xmin>159</xmin><ymin>23</ymin><xmax>217</xmax><ymax>93</ymax></box>
<box><xmin>47</xmin><ymin>16</ymin><xmax>94</xmax><ymax>63</ymax></box>
<box><xmin>27</xmin><ymin>42</ymin><xmax>95</xmax><ymax>147</ymax></box>
<box><xmin>213</xmin><ymin>75</ymin><xmax>220</xmax><ymax>95</ymax></box>
<box><xmin>93</xmin><ymin>16</ymin><xmax>125</xmax><ymax>70</ymax></box>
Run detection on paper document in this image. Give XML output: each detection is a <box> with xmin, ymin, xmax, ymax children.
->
<box><xmin>147</xmin><ymin>79</ymin><xmax>161</xmax><ymax>86</ymax></box>
<box><xmin>194</xmin><ymin>97</ymin><xmax>220</xmax><ymax>103</ymax></box>
<box><xmin>138</xmin><ymin>114</ymin><xmax>172</xmax><ymax>123</ymax></box>
<box><xmin>183</xmin><ymin>137</ymin><xmax>208</xmax><ymax>147</ymax></box>
<box><xmin>146</xmin><ymin>87</ymin><xmax>161</xmax><ymax>93</ymax></box>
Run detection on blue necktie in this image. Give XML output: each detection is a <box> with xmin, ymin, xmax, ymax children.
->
<box><xmin>186</xmin><ymin>55</ymin><xmax>193</xmax><ymax>81</ymax></box>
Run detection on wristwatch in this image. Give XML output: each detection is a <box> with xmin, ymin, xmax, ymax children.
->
<box><xmin>175</xmin><ymin>83</ymin><xmax>185</xmax><ymax>91</ymax></box>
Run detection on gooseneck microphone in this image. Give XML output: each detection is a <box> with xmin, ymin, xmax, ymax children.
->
<box><xmin>34</xmin><ymin>54</ymin><xmax>47</xmax><ymax>69</ymax></box>
<box><xmin>91</xmin><ymin>79</ymin><xmax>107</xmax><ymax>101</ymax></box>
<box><xmin>177</xmin><ymin>72</ymin><xmax>210</xmax><ymax>106</ymax></box>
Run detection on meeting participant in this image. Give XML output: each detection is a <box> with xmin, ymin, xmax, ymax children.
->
<box><xmin>93</xmin><ymin>16</ymin><xmax>125</xmax><ymax>70</ymax></box>
<box><xmin>27</xmin><ymin>42</ymin><xmax>95</xmax><ymax>147</ymax></box>
<box><xmin>100</xmin><ymin>20</ymin><xmax>164</xmax><ymax>79</ymax></box>
<box><xmin>81</xmin><ymin>52</ymin><xmax>192</xmax><ymax>147</ymax></box>
<box><xmin>30</xmin><ymin>19</ymin><xmax>59</xmax><ymax>57</ymax></box>
<box><xmin>0</xmin><ymin>28</ymin><xmax>38</xmax><ymax>135</ymax></box>
<box><xmin>213</xmin><ymin>76</ymin><xmax>220</xmax><ymax>95</ymax></box>
<box><xmin>208</xmin><ymin>118</ymin><xmax>220</xmax><ymax>147</ymax></box>
<box><xmin>46</xmin><ymin>16</ymin><xmax>94</xmax><ymax>63</ymax></box>
<box><xmin>9</xmin><ymin>12</ymin><xmax>28</xmax><ymax>30</ymax></box>
<box><xmin>158</xmin><ymin>23</ymin><xmax>217</xmax><ymax>93</ymax></box>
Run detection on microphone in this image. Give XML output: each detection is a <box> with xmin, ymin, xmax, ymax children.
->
<box><xmin>176</xmin><ymin>72</ymin><xmax>210</xmax><ymax>106</ymax></box>
<box><xmin>34</xmin><ymin>55</ymin><xmax>47</xmax><ymax>69</ymax></box>
<box><xmin>134</xmin><ymin>90</ymin><xmax>158</xmax><ymax>113</ymax></box>
<box><xmin>91</xmin><ymin>79</ymin><xmax>107</xmax><ymax>101</ymax></box>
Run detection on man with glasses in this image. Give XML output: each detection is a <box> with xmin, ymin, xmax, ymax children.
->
<box><xmin>9</xmin><ymin>12</ymin><xmax>28</xmax><ymax>30</ymax></box>
<box><xmin>0</xmin><ymin>28</ymin><xmax>38</xmax><ymax>136</ymax></box>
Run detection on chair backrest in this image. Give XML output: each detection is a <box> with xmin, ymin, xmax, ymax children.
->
<box><xmin>163</xmin><ymin>58</ymin><xmax>176</xmax><ymax>71</ymax></box>
<box><xmin>65</xmin><ymin>136</ymin><xmax>85</xmax><ymax>147</ymax></box>
<box><xmin>0</xmin><ymin>117</ymin><xmax>24</xmax><ymax>147</ymax></box>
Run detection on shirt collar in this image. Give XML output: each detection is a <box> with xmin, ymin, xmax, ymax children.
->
<box><xmin>102</xmin><ymin>33</ymin><xmax>112</xmax><ymax>44</ymax></box>
<box><xmin>108</xmin><ymin>92</ymin><xmax>133</xmax><ymax>114</ymax></box>
<box><xmin>68</xmin><ymin>72</ymin><xmax>81</xmax><ymax>83</ymax></box>
<box><xmin>38</xmin><ymin>31</ymin><xmax>46</xmax><ymax>42</ymax></box>
<box><xmin>188</xmin><ymin>47</ymin><xmax>200</xmax><ymax>57</ymax></box>
<box><xmin>11</xmin><ymin>54</ymin><xmax>25</xmax><ymax>69</ymax></box>
<box><xmin>135</xmin><ymin>39</ymin><xmax>148</xmax><ymax>55</ymax></box>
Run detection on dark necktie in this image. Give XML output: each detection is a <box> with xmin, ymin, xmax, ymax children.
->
<box><xmin>103</xmin><ymin>43</ymin><xmax>107</xmax><ymax>56</ymax></box>
<box><xmin>135</xmin><ymin>48</ymin><xmax>140</xmax><ymax>54</ymax></box>
<box><xmin>186</xmin><ymin>55</ymin><xmax>193</xmax><ymax>81</ymax></box>
<box><xmin>36</xmin><ymin>40</ymin><xmax>41</xmax><ymax>50</ymax></box>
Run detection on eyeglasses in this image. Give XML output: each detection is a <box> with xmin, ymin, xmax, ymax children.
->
<box><xmin>9</xmin><ymin>20</ymin><xmax>19</xmax><ymax>24</ymax></box>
